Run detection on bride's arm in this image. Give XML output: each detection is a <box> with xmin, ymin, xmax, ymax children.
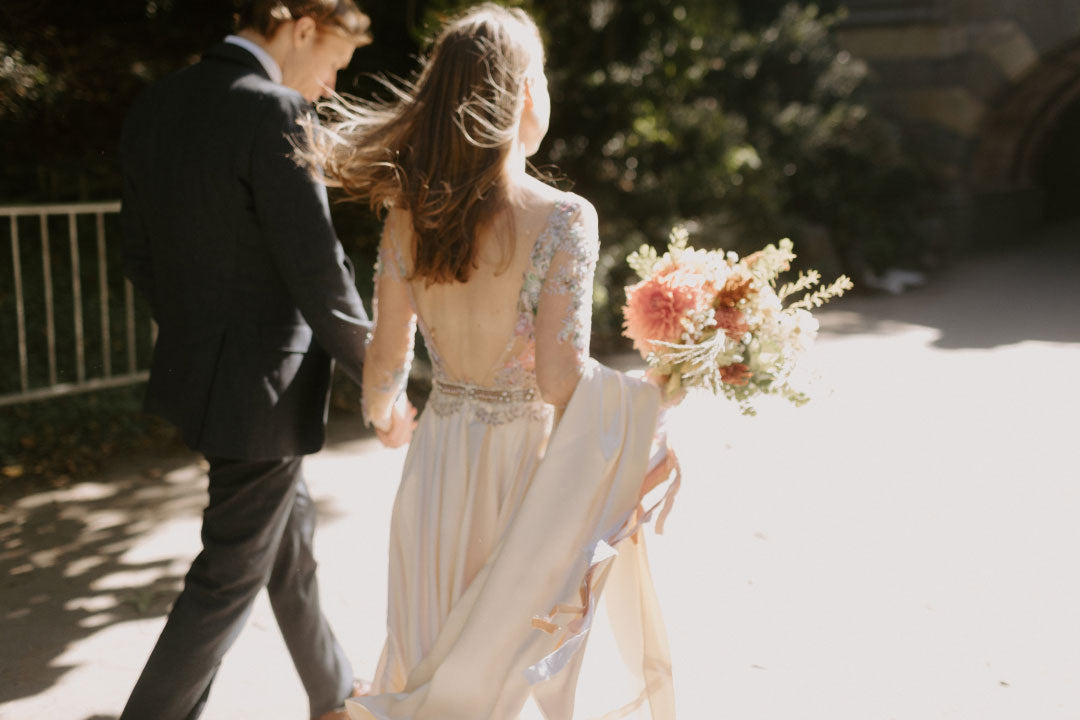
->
<box><xmin>362</xmin><ymin>211</ymin><xmax>418</xmax><ymax>440</ymax></box>
<box><xmin>535</xmin><ymin>200</ymin><xmax>600</xmax><ymax>413</ymax></box>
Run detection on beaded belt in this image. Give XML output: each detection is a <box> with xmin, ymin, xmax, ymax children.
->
<box><xmin>432</xmin><ymin>379</ymin><xmax>539</xmax><ymax>404</ymax></box>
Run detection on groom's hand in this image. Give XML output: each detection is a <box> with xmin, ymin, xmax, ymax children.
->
<box><xmin>375</xmin><ymin>399</ymin><xmax>418</xmax><ymax>448</ymax></box>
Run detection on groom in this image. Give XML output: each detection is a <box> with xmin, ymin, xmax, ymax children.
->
<box><xmin>119</xmin><ymin>2</ymin><xmax>374</xmax><ymax>718</ymax></box>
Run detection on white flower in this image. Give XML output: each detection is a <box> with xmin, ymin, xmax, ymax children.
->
<box><xmin>756</xmin><ymin>287</ymin><xmax>783</xmax><ymax>312</ymax></box>
<box><xmin>793</xmin><ymin>308</ymin><xmax>819</xmax><ymax>337</ymax></box>
<box><xmin>789</xmin><ymin>308</ymin><xmax>819</xmax><ymax>352</ymax></box>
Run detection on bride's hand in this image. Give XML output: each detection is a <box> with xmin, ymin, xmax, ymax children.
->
<box><xmin>644</xmin><ymin>369</ymin><xmax>686</xmax><ymax>408</ymax></box>
<box><xmin>375</xmin><ymin>398</ymin><xmax>418</xmax><ymax>448</ymax></box>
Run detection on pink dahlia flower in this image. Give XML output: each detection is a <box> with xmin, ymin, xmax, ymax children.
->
<box><xmin>622</xmin><ymin>276</ymin><xmax>705</xmax><ymax>354</ymax></box>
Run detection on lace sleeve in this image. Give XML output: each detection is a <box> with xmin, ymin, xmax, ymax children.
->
<box><xmin>534</xmin><ymin>199</ymin><xmax>600</xmax><ymax>409</ymax></box>
<box><xmin>362</xmin><ymin>216</ymin><xmax>417</xmax><ymax>430</ymax></box>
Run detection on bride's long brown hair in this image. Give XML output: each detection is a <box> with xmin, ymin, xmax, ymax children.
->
<box><xmin>298</xmin><ymin>3</ymin><xmax>544</xmax><ymax>284</ymax></box>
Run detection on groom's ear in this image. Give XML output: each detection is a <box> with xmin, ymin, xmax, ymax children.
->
<box><xmin>292</xmin><ymin>15</ymin><xmax>319</xmax><ymax>47</ymax></box>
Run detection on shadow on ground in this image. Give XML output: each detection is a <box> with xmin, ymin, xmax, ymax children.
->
<box><xmin>820</xmin><ymin>224</ymin><xmax>1080</xmax><ymax>348</ymax></box>
<box><xmin>0</xmin><ymin>449</ymin><xmax>202</xmax><ymax>705</ymax></box>
<box><xmin>0</xmin><ymin>411</ymin><xmax>375</xmax><ymax>709</ymax></box>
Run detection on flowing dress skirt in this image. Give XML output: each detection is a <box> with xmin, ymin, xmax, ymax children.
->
<box><xmin>348</xmin><ymin>363</ymin><xmax>676</xmax><ymax>720</ymax></box>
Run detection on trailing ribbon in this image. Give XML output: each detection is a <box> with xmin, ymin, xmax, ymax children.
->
<box><xmin>527</xmin><ymin>449</ymin><xmax>682</xmax><ymax>668</ymax></box>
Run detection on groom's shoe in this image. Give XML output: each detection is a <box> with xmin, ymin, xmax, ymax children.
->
<box><xmin>312</xmin><ymin>680</ymin><xmax>369</xmax><ymax>720</ymax></box>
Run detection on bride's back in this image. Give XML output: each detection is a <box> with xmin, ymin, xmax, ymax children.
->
<box><xmin>386</xmin><ymin>177</ymin><xmax>563</xmax><ymax>387</ymax></box>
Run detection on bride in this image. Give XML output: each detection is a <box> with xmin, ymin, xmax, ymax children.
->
<box><xmin>302</xmin><ymin>4</ymin><xmax>677</xmax><ymax>718</ymax></box>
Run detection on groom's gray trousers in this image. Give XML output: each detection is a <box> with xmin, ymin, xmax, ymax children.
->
<box><xmin>119</xmin><ymin>456</ymin><xmax>353</xmax><ymax>720</ymax></box>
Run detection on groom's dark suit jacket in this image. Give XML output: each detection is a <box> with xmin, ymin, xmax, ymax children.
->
<box><xmin>120</xmin><ymin>42</ymin><xmax>371</xmax><ymax>460</ymax></box>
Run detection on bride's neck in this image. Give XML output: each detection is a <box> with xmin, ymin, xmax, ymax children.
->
<box><xmin>501</xmin><ymin>140</ymin><xmax>530</xmax><ymax>196</ymax></box>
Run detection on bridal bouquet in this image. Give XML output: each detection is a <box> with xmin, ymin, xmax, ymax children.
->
<box><xmin>622</xmin><ymin>228</ymin><xmax>853</xmax><ymax>414</ymax></box>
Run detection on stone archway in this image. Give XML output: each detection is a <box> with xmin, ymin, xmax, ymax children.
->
<box><xmin>966</xmin><ymin>38</ymin><xmax>1080</xmax><ymax>238</ymax></box>
<box><xmin>969</xmin><ymin>38</ymin><xmax>1080</xmax><ymax>192</ymax></box>
<box><xmin>837</xmin><ymin>1</ymin><xmax>1080</xmax><ymax>245</ymax></box>
<box><xmin>1032</xmin><ymin>89</ymin><xmax>1080</xmax><ymax>221</ymax></box>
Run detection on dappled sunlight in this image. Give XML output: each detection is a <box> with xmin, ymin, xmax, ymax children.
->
<box><xmin>0</xmin><ymin>414</ymin><xmax>392</xmax><ymax>719</ymax></box>
<box><xmin>817</xmin><ymin>228</ymin><xmax>1080</xmax><ymax>350</ymax></box>
<box><xmin>0</xmin><ymin>451</ymin><xmax>203</xmax><ymax>705</ymax></box>
<box><xmin>817</xmin><ymin>308</ymin><xmax>944</xmax><ymax>341</ymax></box>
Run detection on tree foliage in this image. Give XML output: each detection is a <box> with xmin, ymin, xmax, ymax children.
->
<box><xmin>2</xmin><ymin>0</ymin><xmax>924</xmax><ymax>261</ymax></box>
<box><xmin>0</xmin><ymin>0</ymin><xmax>928</xmax><ymax>477</ymax></box>
<box><xmin>2</xmin><ymin>1</ymin><xmax>924</xmax><ymax>261</ymax></box>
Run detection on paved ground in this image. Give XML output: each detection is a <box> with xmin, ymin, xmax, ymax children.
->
<box><xmin>2</xmin><ymin>227</ymin><xmax>1078</xmax><ymax>719</ymax></box>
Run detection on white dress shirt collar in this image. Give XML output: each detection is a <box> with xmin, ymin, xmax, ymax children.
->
<box><xmin>224</xmin><ymin>34</ymin><xmax>283</xmax><ymax>84</ymax></box>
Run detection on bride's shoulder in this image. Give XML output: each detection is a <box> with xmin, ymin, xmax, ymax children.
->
<box><xmin>548</xmin><ymin>190</ymin><xmax>598</xmax><ymax>246</ymax></box>
<box><xmin>557</xmin><ymin>191</ymin><xmax>597</xmax><ymax>230</ymax></box>
<box><xmin>537</xmin><ymin>189</ymin><xmax>599</xmax><ymax>259</ymax></box>
<box><xmin>517</xmin><ymin>176</ymin><xmax>597</xmax><ymax>228</ymax></box>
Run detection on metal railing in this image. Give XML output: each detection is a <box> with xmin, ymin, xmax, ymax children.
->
<box><xmin>1</xmin><ymin>201</ymin><xmax>154</xmax><ymax>407</ymax></box>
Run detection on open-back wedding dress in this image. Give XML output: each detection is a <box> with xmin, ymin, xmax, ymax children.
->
<box><xmin>348</xmin><ymin>191</ymin><xmax>676</xmax><ymax>720</ymax></box>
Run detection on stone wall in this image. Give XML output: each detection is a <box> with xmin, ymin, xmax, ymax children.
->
<box><xmin>836</xmin><ymin>0</ymin><xmax>1080</xmax><ymax>245</ymax></box>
